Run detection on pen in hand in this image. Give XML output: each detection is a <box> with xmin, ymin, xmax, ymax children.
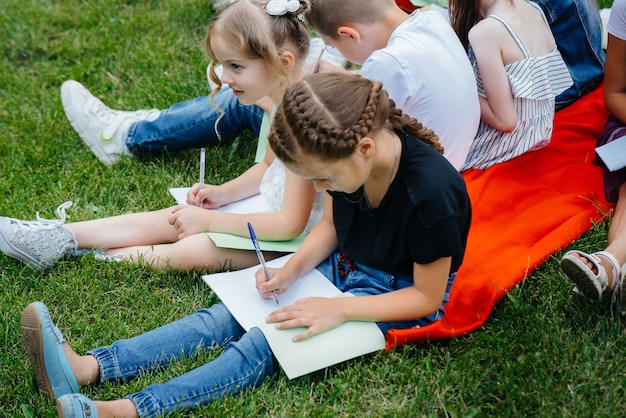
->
<box><xmin>247</xmin><ymin>222</ymin><xmax>279</xmax><ymax>305</ymax></box>
<box><xmin>198</xmin><ymin>147</ymin><xmax>206</xmax><ymax>207</ymax></box>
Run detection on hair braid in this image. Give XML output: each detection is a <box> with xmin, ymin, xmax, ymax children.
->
<box><xmin>270</xmin><ymin>73</ymin><xmax>444</xmax><ymax>168</ymax></box>
<box><xmin>387</xmin><ymin>101</ymin><xmax>444</xmax><ymax>154</ymax></box>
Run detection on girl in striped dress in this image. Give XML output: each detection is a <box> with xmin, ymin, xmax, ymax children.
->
<box><xmin>449</xmin><ymin>0</ymin><xmax>573</xmax><ymax>171</ymax></box>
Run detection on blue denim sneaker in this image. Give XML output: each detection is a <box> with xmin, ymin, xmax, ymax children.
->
<box><xmin>21</xmin><ymin>302</ymin><xmax>79</xmax><ymax>399</ymax></box>
<box><xmin>57</xmin><ymin>394</ymin><xmax>98</xmax><ymax>418</ymax></box>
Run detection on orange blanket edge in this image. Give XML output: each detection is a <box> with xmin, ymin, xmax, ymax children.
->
<box><xmin>384</xmin><ymin>85</ymin><xmax>611</xmax><ymax>350</ymax></box>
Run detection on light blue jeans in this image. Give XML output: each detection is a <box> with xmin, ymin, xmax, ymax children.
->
<box><xmin>125</xmin><ymin>86</ymin><xmax>264</xmax><ymax>155</ymax></box>
<box><xmin>530</xmin><ymin>0</ymin><xmax>605</xmax><ymax>109</ymax></box>
<box><xmin>88</xmin><ymin>251</ymin><xmax>454</xmax><ymax>417</ymax></box>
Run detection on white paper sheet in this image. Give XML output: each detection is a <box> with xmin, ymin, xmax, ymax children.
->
<box><xmin>202</xmin><ymin>254</ymin><xmax>386</xmax><ymax>378</ymax></box>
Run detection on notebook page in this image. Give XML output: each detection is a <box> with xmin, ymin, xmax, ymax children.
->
<box><xmin>203</xmin><ymin>254</ymin><xmax>342</xmax><ymax>331</ymax></box>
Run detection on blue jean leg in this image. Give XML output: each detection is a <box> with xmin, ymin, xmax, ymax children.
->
<box><xmin>315</xmin><ymin>252</ymin><xmax>455</xmax><ymax>335</ymax></box>
<box><xmin>125</xmin><ymin>86</ymin><xmax>264</xmax><ymax>155</ymax></box>
<box><xmin>531</xmin><ymin>0</ymin><xmax>605</xmax><ymax>109</ymax></box>
<box><xmin>88</xmin><ymin>303</ymin><xmax>277</xmax><ymax>417</ymax></box>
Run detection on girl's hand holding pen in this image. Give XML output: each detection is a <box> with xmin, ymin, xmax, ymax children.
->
<box><xmin>187</xmin><ymin>183</ymin><xmax>228</xmax><ymax>209</ymax></box>
<box><xmin>255</xmin><ymin>266</ymin><xmax>290</xmax><ymax>300</ymax></box>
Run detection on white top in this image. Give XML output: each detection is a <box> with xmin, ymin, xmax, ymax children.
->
<box><xmin>461</xmin><ymin>4</ymin><xmax>573</xmax><ymax>171</ymax></box>
<box><xmin>608</xmin><ymin>0</ymin><xmax>626</xmax><ymax>41</ymax></box>
<box><xmin>259</xmin><ymin>159</ymin><xmax>325</xmax><ymax>233</ymax></box>
<box><xmin>361</xmin><ymin>9</ymin><xmax>480</xmax><ymax>170</ymax></box>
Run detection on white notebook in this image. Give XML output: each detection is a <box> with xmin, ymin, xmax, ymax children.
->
<box><xmin>202</xmin><ymin>254</ymin><xmax>386</xmax><ymax>379</ymax></box>
<box><xmin>596</xmin><ymin>135</ymin><xmax>626</xmax><ymax>172</ymax></box>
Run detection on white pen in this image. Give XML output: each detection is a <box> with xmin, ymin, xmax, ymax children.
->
<box><xmin>247</xmin><ymin>222</ymin><xmax>279</xmax><ymax>305</ymax></box>
<box><xmin>198</xmin><ymin>147</ymin><xmax>206</xmax><ymax>207</ymax></box>
<box><xmin>310</xmin><ymin>44</ymin><xmax>326</xmax><ymax>74</ymax></box>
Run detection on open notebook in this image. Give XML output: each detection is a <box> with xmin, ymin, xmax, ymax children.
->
<box><xmin>202</xmin><ymin>254</ymin><xmax>386</xmax><ymax>379</ymax></box>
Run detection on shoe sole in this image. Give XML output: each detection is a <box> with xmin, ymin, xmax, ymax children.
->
<box><xmin>22</xmin><ymin>303</ymin><xmax>55</xmax><ymax>398</ymax></box>
<box><xmin>560</xmin><ymin>257</ymin><xmax>602</xmax><ymax>301</ymax></box>
<box><xmin>621</xmin><ymin>272</ymin><xmax>626</xmax><ymax>316</ymax></box>
<box><xmin>0</xmin><ymin>217</ymin><xmax>44</xmax><ymax>269</ymax></box>
<box><xmin>60</xmin><ymin>81</ymin><xmax>117</xmax><ymax>166</ymax></box>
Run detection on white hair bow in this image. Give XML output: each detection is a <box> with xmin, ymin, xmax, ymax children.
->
<box><xmin>266</xmin><ymin>0</ymin><xmax>300</xmax><ymax>16</ymax></box>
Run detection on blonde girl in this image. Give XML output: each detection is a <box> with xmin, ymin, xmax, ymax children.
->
<box><xmin>0</xmin><ymin>0</ymin><xmax>324</xmax><ymax>273</ymax></box>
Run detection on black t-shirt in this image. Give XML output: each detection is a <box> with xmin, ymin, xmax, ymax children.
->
<box><xmin>329</xmin><ymin>131</ymin><xmax>471</xmax><ymax>277</ymax></box>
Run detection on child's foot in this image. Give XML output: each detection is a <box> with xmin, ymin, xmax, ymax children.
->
<box><xmin>0</xmin><ymin>201</ymin><xmax>76</xmax><ymax>269</ymax></box>
<box><xmin>560</xmin><ymin>250</ymin><xmax>621</xmax><ymax>304</ymax></box>
<box><xmin>21</xmin><ymin>302</ymin><xmax>80</xmax><ymax>399</ymax></box>
<box><xmin>57</xmin><ymin>393</ymin><xmax>98</xmax><ymax>417</ymax></box>
<box><xmin>60</xmin><ymin>80</ymin><xmax>160</xmax><ymax>166</ymax></box>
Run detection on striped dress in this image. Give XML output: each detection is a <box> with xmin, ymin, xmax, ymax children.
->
<box><xmin>461</xmin><ymin>4</ymin><xmax>573</xmax><ymax>171</ymax></box>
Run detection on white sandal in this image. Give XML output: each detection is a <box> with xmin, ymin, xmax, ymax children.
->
<box><xmin>560</xmin><ymin>250</ymin><xmax>621</xmax><ymax>303</ymax></box>
<box><xmin>619</xmin><ymin>266</ymin><xmax>626</xmax><ymax>316</ymax></box>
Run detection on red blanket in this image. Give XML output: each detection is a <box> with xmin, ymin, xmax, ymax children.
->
<box><xmin>386</xmin><ymin>85</ymin><xmax>612</xmax><ymax>349</ymax></box>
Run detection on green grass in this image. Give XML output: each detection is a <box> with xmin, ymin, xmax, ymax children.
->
<box><xmin>1</xmin><ymin>1</ymin><xmax>624</xmax><ymax>417</ymax></box>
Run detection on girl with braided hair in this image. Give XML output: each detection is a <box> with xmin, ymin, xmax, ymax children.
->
<box><xmin>255</xmin><ymin>72</ymin><xmax>472</xmax><ymax>344</ymax></box>
<box><xmin>18</xmin><ymin>72</ymin><xmax>470</xmax><ymax>417</ymax></box>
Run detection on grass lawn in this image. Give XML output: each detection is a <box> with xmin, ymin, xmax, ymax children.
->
<box><xmin>1</xmin><ymin>1</ymin><xmax>624</xmax><ymax>417</ymax></box>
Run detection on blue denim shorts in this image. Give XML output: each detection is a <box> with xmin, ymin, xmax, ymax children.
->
<box><xmin>315</xmin><ymin>251</ymin><xmax>455</xmax><ymax>335</ymax></box>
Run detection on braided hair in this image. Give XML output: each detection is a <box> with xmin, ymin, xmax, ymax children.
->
<box><xmin>270</xmin><ymin>73</ymin><xmax>443</xmax><ymax>166</ymax></box>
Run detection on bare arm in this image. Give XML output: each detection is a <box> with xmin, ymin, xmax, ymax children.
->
<box><xmin>604</xmin><ymin>33</ymin><xmax>626</xmax><ymax>124</ymax></box>
<box><xmin>469</xmin><ymin>22</ymin><xmax>518</xmax><ymax>132</ymax></box>
<box><xmin>189</xmin><ymin>146</ymin><xmax>276</xmax><ymax>208</ymax></box>
<box><xmin>262</xmin><ymin>189</ymin><xmax>452</xmax><ymax>340</ymax></box>
<box><xmin>171</xmin><ymin>168</ymin><xmax>316</xmax><ymax>241</ymax></box>
<box><xmin>256</xmin><ymin>195</ymin><xmax>338</xmax><ymax>298</ymax></box>
<box><xmin>266</xmin><ymin>256</ymin><xmax>452</xmax><ymax>341</ymax></box>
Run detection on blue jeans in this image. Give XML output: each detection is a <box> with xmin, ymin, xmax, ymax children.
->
<box><xmin>530</xmin><ymin>0</ymin><xmax>605</xmax><ymax>110</ymax></box>
<box><xmin>125</xmin><ymin>86</ymin><xmax>264</xmax><ymax>155</ymax></box>
<box><xmin>316</xmin><ymin>252</ymin><xmax>455</xmax><ymax>334</ymax></box>
<box><xmin>88</xmin><ymin>303</ymin><xmax>277</xmax><ymax>417</ymax></box>
<box><xmin>88</xmin><ymin>252</ymin><xmax>454</xmax><ymax>416</ymax></box>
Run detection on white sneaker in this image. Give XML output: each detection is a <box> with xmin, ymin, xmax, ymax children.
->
<box><xmin>212</xmin><ymin>0</ymin><xmax>236</xmax><ymax>11</ymax></box>
<box><xmin>60</xmin><ymin>80</ymin><xmax>160</xmax><ymax>166</ymax></box>
<box><xmin>207</xmin><ymin>64</ymin><xmax>225</xmax><ymax>92</ymax></box>
<box><xmin>0</xmin><ymin>202</ymin><xmax>77</xmax><ymax>270</ymax></box>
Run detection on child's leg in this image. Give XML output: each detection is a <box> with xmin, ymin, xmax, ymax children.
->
<box><xmin>126</xmin><ymin>87</ymin><xmax>264</xmax><ymax>155</ymax></box>
<box><xmin>126</xmin><ymin>327</ymin><xmax>275</xmax><ymax>417</ymax></box>
<box><xmin>57</xmin><ymin>327</ymin><xmax>275</xmax><ymax>418</ymax></box>
<box><xmin>106</xmin><ymin>232</ymin><xmax>270</xmax><ymax>271</ymax></box>
<box><xmin>68</xmin><ymin>208</ymin><xmax>179</xmax><ymax>250</ymax></box>
<box><xmin>87</xmin><ymin>304</ymin><xmax>246</xmax><ymax>382</ymax></box>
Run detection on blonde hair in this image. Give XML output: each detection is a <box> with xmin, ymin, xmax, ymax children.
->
<box><xmin>204</xmin><ymin>0</ymin><xmax>311</xmax><ymax>105</ymax></box>
<box><xmin>270</xmin><ymin>73</ymin><xmax>442</xmax><ymax>165</ymax></box>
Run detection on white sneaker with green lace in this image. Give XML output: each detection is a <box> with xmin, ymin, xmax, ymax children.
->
<box><xmin>0</xmin><ymin>202</ymin><xmax>77</xmax><ymax>269</ymax></box>
<box><xmin>212</xmin><ymin>0</ymin><xmax>236</xmax><ymax>11</ymax></box>
<box><xmin>61</xmin><ymin>80</ymin><xmax>160</xmax><ymax>166</ymax></box>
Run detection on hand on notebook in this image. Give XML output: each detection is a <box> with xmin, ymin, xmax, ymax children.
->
<box><xmin>266</xmin><ymin>297</ymin><xmax>346</xmax><ymax>342</ymax></box>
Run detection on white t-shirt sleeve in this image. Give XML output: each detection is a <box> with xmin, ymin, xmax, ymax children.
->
<box><xmin>608</xmin><ymin>0</ymin><xmax>626</xmax><ymax>41</ymax></box>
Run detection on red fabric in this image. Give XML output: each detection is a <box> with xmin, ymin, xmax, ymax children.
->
<box><xmin>395</xmin><ymin>0</ymin><xmax>418</xmax><ymax>13</ymax></box>
<box><xmin>385</xmin><ymin>85</ymin><xmax>612</xmax><ymax>349</ymax></box>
